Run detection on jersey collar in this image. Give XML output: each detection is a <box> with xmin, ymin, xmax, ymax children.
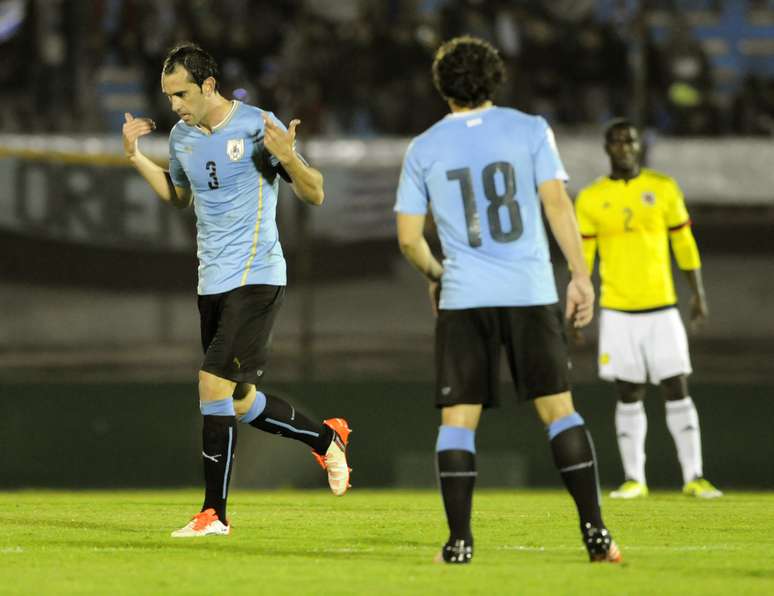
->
<box><xmin>444</xmin><ymin>104</ymin><xmax>496</xmax><ymax>119</ymax></box>
<box><xmin>195</xmin><ymin>100</ymin><xmax>240</xmax><ymax>135</ymax></box>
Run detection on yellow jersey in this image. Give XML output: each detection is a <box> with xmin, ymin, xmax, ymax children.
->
<box><xmin>575</xmin><ymin>168</ymin><xmax>701</xmax><ymax>311</ymax></box>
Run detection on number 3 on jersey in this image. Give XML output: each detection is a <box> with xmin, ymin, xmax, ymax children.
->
<box><xmin>446</xmin><ymin>161</ymin><xmax>523</xmax><ymax>247</ymax></box>
<box><xmin>206</xmin><ymin>161</ymin><xmax>220</xmax><ymax>190</ymax></box>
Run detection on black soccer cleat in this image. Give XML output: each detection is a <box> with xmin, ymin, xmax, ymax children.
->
<box><xmin>434</xmin><ymin>538</ymin><xmax>474</xmax><ymax>564</ymax></box>
<box><xmin>582</xmin><ymin>522</ymin><xmax>622</xmax><ymax>563</ymax></box>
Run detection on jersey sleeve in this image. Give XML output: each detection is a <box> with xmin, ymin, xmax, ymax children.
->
<box><xmin>575</xmin><ymin>189</ymin><xmax>597</xmax><ymax>272</ymax></box>
<box><xmin>168</xmin><ymin>129</ymin><xmax>190</xmax><ymax>189</ymax></box>
<box><xmin>665</xmin><ymin>179</ymin><xmax>701</xmax><ymax>269</ymax></box>
<box><xmin>664</xmin><ymin>178</ymin><xmax>690</xmax><ymax>228</ymax></box>
<box><xmin>261</xmin><ymin>111</ymin><xmax>298</xmax><ymax>183</ymax></box>
<box><xmin>532</xmin><ymin>117</ymin><xmax>569</xmax><ymax>185</ymax></box>
<box><xmin>394</xmin><ymin>141</ymin><xmax>428</xmax><ymax>214</ymax></box>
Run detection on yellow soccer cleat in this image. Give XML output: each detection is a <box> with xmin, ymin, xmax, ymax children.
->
<box><xmin>610</xmin><ymin>480</ymin><xmax>649</xmax><ymax>499</ymax></box>
<box><xmin>683</xmin><ymin>477</ymin><xmax>723</xmax><ymax>498</ymax></box>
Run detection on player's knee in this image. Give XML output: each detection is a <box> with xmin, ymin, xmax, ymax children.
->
<box><xmin>533</xmin><ymin>391</ymin><xmax>575</xmax><ymax>425</ymax></box>
<box><xmin>660</xmin><ymin>375</ymin><xmax>688</xmax><ymax>401</ymax></box>
<box><xmin>440</xmin><ymin>404</ymin><xmax>482</xmax><ymax>430</ymax></box>
<box><xmin>615</xmin><ymin>380</ymin><xmax>646</xmax><ymax>403</ymax></box>
<box><xmin>198</xmin><ymin>370</ymin><xmax>236</xmax><ymax>401</ymax></box>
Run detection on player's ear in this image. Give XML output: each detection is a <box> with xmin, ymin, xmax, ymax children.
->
<box><xmin>203</xmin><ymin>77</ymin><xmax>216</xmax><ymax>97</ymax></box>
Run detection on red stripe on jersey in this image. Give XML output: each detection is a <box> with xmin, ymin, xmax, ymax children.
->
<box><xmin>581</xmin><ymin>234</ymin><xmax>597</xmax><ymax>239</ymax></box>
<box><xmin>668</xmin><ymin>219</ymin><xmax>692</xmax><ymax>232</ymax></box>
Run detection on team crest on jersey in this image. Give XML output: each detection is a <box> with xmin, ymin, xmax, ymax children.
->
<box><xmin>642</xmin><ymin>191</ymin><xmax>656</xmax><ymax>206</ymax></box>
<box><xmin>226</xmin><ymin>138</ymin><xmax>244</xmax><ymax>161</ymax></box>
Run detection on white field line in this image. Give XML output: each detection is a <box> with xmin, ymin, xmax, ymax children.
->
<box><xmin>498</xmin><ymin>544</ymin><xmax>742</xmax><ymax>552</ymax></box>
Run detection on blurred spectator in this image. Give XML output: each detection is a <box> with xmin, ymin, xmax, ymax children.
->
<box><xmin>653</xmin><ymin>12</ymin><xmax>718</xmax><ymax>134</ymax></box>
<box><xmin>0</xmin><ymin>1</ymin><xmax>769</xmax><ymax>137</ymax></box>
<box><xmin>732</xmin><ymin>74</ymin><xmax>774</xmax><ymax>135</ymax></box>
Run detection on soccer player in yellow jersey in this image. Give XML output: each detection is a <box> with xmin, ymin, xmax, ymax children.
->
<box><xmin>575</xmin><ymin>119</ymin><xmax>722</xmax><ymax>499</ymax></box>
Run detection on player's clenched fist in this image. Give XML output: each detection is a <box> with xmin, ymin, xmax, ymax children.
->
<box><xmin>122</xmin><ymin>112</ymin><xmax>156</xmax><ymax>158</ymax></box>
<box><xmin>262</xmin><ymin>114</ymin><xmax>299</xmax><ymax>164</ymax></box>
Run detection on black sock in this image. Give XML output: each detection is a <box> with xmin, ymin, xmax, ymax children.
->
<box><xmin>249</xmin><ymin>393</ymin><xmax>333</xmax><ymax>455</ymax></box>
<box><xmin>437</xmin><ymin>450</ymin><xmax>476</xmax><ymax>543</ymax></box>
<box><xmin>549</xmin><ymin>425</ymin><xmax>604</xmax><ymax>528</ymax></box>
<box><xmin>201</xmin><ymin>415</ymin><xmax>237</xmax><ymax>522</ymax></box>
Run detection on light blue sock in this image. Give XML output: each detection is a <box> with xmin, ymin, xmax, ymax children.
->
<box><xmin>200</xmin><ymin>397</ymin><xmax>235</xmax><ymax>417</ymax></box>
<box><xmin>436</xmin><ymin>425</ymin><xmax>476</xmax><ymax>453</ymax></box>
<box><xmin>547</xmin><ymin>412</ymin><xmax>584</xmax><ymax>441</ymax></box>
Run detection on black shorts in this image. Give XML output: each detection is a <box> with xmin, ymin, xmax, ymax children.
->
<box><xmin>198</xmin><ymin>284</ymin><xmax>285</xmax><ymax>383</ymax></box>
<box><xmin>434</xmin><ymin>304</ymin><xmax>570</xmax><ymax>409</ymax></box>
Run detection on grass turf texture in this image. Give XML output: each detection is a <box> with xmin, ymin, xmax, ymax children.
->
<box><xmin>0</xmin><ymin>490</ymin><xmax>772</xmax><ymax>595</ymax></box>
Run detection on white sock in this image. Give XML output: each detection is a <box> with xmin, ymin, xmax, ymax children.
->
<box><xmin>615</xmin><ymin>401</ymin><xmax>647</xmax><ymax>485</ymax></box>
<box><xmin>665</xmin><ymin>396</ymin><xmax>703</xmax><ymax>484</ymax></box>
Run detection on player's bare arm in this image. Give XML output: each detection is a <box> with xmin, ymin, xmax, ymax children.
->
<box><xmin>262</xmin><ymin>115</ymin><xmax>324</xmax><ymax>206</ymax></box>
<box><xmin>122</xmin><ymin>113</ymin><xmax>191</xmax><ymax>209</ymax></box>
<box><xmin>396</xmin><ymin>213</ymin><xmax>444</xmax><ymax>316</ymax></box>
<box><xmin>538</xmin><ymin>179</ymin><xmax>594</xmax><ymax>328</ymax></box>
<box><xmin>682</xmin><ymin>268</ymin><xmax>709</xmax><ymax>332</ymax></box>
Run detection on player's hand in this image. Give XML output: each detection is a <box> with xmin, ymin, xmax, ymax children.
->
<box><xmin>566</xmin><ymin>275</ymin><xmax>595</xmax><ymax>328</ymax></box>
<box><xmin>428</xmin><ymin>280</ymin><xmax>441</xmax><ymax>317</ymax></box>
<box><xmin>122</xmin><ymin>112</ymin><xmax>155</xmax><ymax>158</ymax></box>
<box><xmin>263</xmin><ymin>114</ymin><xmax>299</xmax><ymax>164</ymax></box>
<box><xmin>689</xmin><ymin>294</ymin><xmax>709</xmax><ymax>334</ymax></box>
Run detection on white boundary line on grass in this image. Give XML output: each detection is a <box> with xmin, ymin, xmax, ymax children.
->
<box><xmin>498</xmin><ymin>544</ymin><xmax>742</xmax><ymax>552</ymax></box>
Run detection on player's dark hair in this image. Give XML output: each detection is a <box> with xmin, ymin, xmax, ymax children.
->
<box><xmin>604</xmin><ymin>118</ymin><xmax>637</xmax><ymax>143</ymax></box>
<box><xmin>162</xmin><ymin>42</ymin><xmax>220</xmax><ymax>90</ymax></box>
<box><xmin>432</xmin><ymin>36</ymin><xmax>505</xmax><ymax>108</ymax></box>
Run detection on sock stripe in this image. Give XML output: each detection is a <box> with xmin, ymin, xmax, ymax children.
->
<box><xmin>559</xmin><ymin>460</ymin><xmax>594</xmax><ymax>473</ymax></box>
<box><xmin>439</xmin><ymin>471</ymin><xmax>478</xmax><ymax>478</ymax></box>
<box><xmin>586</xmin><ymin>429</ymin><xmax>602</xmax><ymax>507</ymax></box>
<box><xmin>264</xmin><ymin>417</ymin><xmax>320</xmax><ymax>437</ymax></box>
<box><xmin>222</xmin><ymin>426</ymin><xmax>234</xmax><ymax>500</ymax></box>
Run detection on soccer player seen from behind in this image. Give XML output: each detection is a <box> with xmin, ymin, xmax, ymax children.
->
<box><xmin>395</xmin><ymin>36</ymin><xmax>621</xmax><ymax>564</ymax></box>
<box><xmin>574</xmin><ymin>120</ymin><xmax>721</xmax><ymax>500</ymax></box>
<box><xmin>121</xmin><ymin>43</ymin><xmax>351</xmax><ymax>537</ymax></box>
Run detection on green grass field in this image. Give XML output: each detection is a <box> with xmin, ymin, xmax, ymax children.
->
<box><xmin>1</xmin><ymin>490</ymin><xmax>772</xmax><ymax>595</ymax></box>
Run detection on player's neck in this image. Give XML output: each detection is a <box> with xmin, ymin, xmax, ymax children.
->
<box><xmin>610</xmin><ymin>166</ymin><xmax>640</xmax><ymax>182</ymax></box>
<box><xmin>448</xmin><ymin>100</ymin><xmax>493</xmax><ymax>114</ymax></box>
<box><xmin>199</xmin><ymin>95</ymin><xmax>234</xmax><ymax>132</ymax></box>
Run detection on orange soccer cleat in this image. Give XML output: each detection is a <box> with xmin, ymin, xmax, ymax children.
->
<box><xmin>171</xmin><ymin>508</ymin><xmax>230</xmax><ymax>538</ymax></box>
<box><xmin>312</xmin><ymin>418</ymin><xmax>352</xmax><ymax>496</ymax></box>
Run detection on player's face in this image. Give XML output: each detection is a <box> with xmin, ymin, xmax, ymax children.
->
<box><xmin>605</xmin><ymin>126</ymin><xmax>641</xmax><ymax>172</ymax></box>
<box><xmin>161</xmin><ymin>66</ymin><xmax>207</xmax><ymax>125</ymax></box>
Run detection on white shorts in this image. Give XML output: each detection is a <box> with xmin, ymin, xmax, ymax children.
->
<box><xmin>598</xmin><ymin>307</ymin><xmax>692</xmax><ymax>385</ymax></box>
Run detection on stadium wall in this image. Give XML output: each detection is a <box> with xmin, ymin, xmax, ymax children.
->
<box><xmin>1</xmin><ymin>380</ymin><xmax>771</xmax><ymax>490</ymax></box>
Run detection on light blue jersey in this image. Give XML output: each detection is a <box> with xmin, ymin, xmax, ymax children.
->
<box><xmin>169</xmin><ymin>101</ymin><xmax>289</xmax><ymax>295</ymax></box>
<box><xmin>395</xmin><ymin>106</ymin><xmax>568</xmax><ymax>309</ymax></box>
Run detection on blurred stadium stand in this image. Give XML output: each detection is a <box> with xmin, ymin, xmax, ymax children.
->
<box><xmin>0</xmin><ymin>1</ymin><xmax>772</xmax><ymax>489</ymax></box>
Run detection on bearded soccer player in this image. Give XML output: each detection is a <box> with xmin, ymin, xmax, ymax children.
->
<box><xmin>575</xmin><ymin>119</ymin><xmax>721</xmax><ymax>500</ymax></box>
<box><xmin>122</xmin><ymin>43</ymin><xmax>351</xmax><ymax>537</ymax></box>
<box><xmin>395</xmin><ymin>36</ymin><xmax>621</xmax><ymax>564</ymax></box>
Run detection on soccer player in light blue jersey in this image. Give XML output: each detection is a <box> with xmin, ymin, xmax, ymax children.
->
<box><xmin>395</xmin><ymin>36</ymin><xmax>621</xmax><ymax>564</ymax></box>
<box><xmin>122</xmin><ymin>43</ymin><xmax>351</xmax><ymax>537</ymax></box>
